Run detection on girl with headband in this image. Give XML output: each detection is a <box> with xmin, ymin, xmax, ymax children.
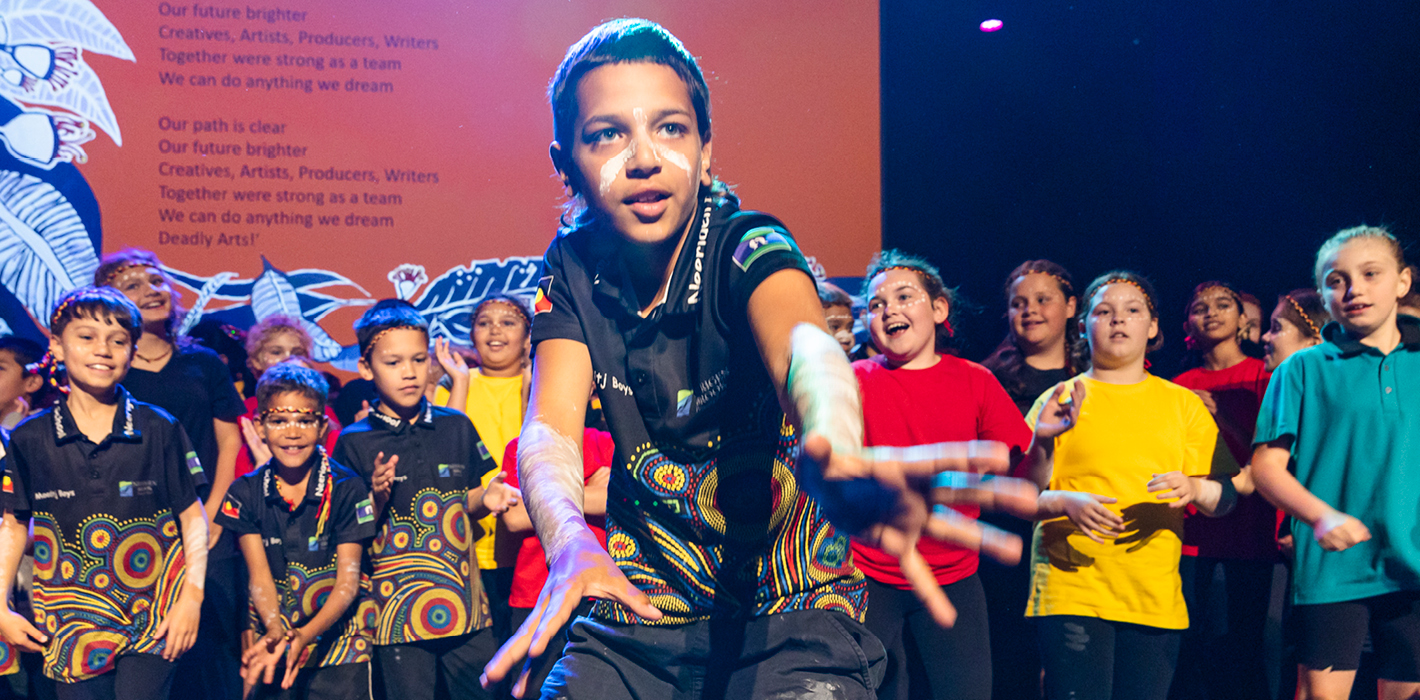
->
<box><xmin>850</xmin><ymin>250</ymin><xmax>1038</xmax><ymax>700</ymax></box>
<box><xmin>95</xmin><ymin>248</ymin><xmax>247</xmax><ymax>699</ymax></box>
<box><xmin>1170</xmin><ymin>281</ymin><xmax>1275</xmax><ymax>700</ymax></box>
<box><xmin>1022</xmin><ymin>270</ymin><xmax>1240</xmax><ymax>700</ymax></box>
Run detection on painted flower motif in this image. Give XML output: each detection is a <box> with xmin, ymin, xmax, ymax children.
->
<box><xmin>387</xmin><ymin>264</ymin><xmax>428</xmax><ymax>300</ymax></box>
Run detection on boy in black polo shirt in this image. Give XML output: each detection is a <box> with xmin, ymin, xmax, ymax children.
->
<box><xmin>0</xmin><ymin>287</ymin><xmax>209</xmax><ymax>699</ymax></box>
<box><xmin>218</xmin><ymin>363</ymin><xmax>375</xmax><ymax>699</ymax></box>
<box><xmin>332</xmin><ymin>303</ymin><xmax>497</xmax><ymax>700</ymax></box>
<box><xmin>481</xmin><ymin>19</ymin><xmax>1031</xmax><ymax>700</ymax></box>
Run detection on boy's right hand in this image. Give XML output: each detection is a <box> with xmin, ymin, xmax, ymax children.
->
<box><xmin>481</xmin><ymin>533</ymin><xmax>659</xmax><ymax>698</ymax></box>
<box><xmin>0</xmin><ymin>609</ymin><xmax>46</xmax><ymax>652</ymax></box>
<box><xmin>1313</xmin><ymin>509</ymin><xmax>1370</xmax><ymax>551</ymax></box>
<box><xmin>241</xmin><ymin>633</ymin><xmax>288</xmax><ymax>689</ymax></box>
<box><xmin>372</xmin><ymin>452</ymin><xmax>398</xmax><ymax>508</ymax></box>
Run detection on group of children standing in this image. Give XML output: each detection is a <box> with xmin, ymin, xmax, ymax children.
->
<box><xmin>0</xmin><ymin>16</ymin><xmax>1416</xmax><ymax>700</ymax></box>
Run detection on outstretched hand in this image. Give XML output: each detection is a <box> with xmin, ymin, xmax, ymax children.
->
<box><xmin>799</xmin><ymin>434</ymin><xmax>1037</xmax><ymax>627</ymax></box>
<box><xmin>481</xmin><ymin>535</ymin><xmax>660</xmax><ymax>697</ymax></box>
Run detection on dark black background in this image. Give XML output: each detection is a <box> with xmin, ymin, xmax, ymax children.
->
<box><xmin>880</xmin><ymin>0</ymin><xmax>1420</xmax><ymax>370</ymax></box>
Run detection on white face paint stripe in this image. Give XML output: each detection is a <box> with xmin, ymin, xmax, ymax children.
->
<box><xmin>599</xmin><ymin>143</ymin><xmax>633</xmax><ymax>196</ymax></box>
<box><xmin>599</xmin><ymin>108</ymin><xmax>698</xmax><ymax>196</ymax></box>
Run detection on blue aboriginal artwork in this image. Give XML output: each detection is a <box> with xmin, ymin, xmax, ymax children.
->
<box><xmin>31</xmin><ymin>512</ymin><xmax>186</xmax><ymax>682</ymax></box>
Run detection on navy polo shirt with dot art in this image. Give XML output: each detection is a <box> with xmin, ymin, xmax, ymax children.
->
<box><xmin>217</xmin><ymin>452</ymin><xmax>377</xmax><ymax>667</ymax></box>
<box><xmin>331</xmin><ymin>399</ymin><xmax>493</xmax><ymax>644</ymax></box>
<box><xmin>1</xmin><ymin>386</ymin><xmax>205</xmax><ymax>683</ymax></box>
<box><xmin>530</xmin><ymin>187</ymin><xmax>866</xmax><ymax>624</ymax></box>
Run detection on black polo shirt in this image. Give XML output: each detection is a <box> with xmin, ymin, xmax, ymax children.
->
<box><xmin>529</xmin><ymin>188</ymin><xmax>867</xmax><ymax>624</ymax></box>
<box><xmin>0</xmin><ymin>386</ymin><xmax>205</xmax><ymax>682</ymax></box>
<box><xmin>216</xmin><ymin>451</ymin><xmax>376</xmax><ymax>667</ymax></box>
<box><xmin>122</xmin><ymin>344</ymin><xmax>245</xmax><ymax>489</ymax></box>
<box><xmin>331</xmin><ymin>399</ymin><xmax>493</xmax><ymax>644</ymax></box>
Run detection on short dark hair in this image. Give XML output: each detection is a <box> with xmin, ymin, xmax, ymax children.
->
<box><xmin>548</xmin><ymin>19</ymin><xmax>712</xmax><ymax>222</ymax></box>
<box><xmin>0</xmin><ymin>336</ymin><xmax>44</xmax><ymax>371</ymax></box>
<box><xmin>50</xmin><ymin>286</ymin><xmax>143</xmax><ymax>341</ymax></box>
<box><xmin>256</xmin><ymin>362</ymin><xmax>329</xmax><ymax>415</ymax></box>
<box><xmin>817</xmin><ymin>281</ymin><xmax>853</xmax><ymax>309</ymax></box>
<box><xmin>354</xmin><ymin>300</ymin><xmax>429</xmax><ymax>358</ymax></box>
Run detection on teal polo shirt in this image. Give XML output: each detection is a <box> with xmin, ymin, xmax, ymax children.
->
<box><xmin>1255</xmin><ymin>314</ymin><xmax>1420</xmax><ymax>605</ymax></box>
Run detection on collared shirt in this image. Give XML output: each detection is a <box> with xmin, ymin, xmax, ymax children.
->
<box><xmin>1255</xmin><ymin>315</ymin><xmax>1420</xmax><ymax>605</ymax></box>
<box><xmin>331</xmin><ymin>399</ymin><xmax>492</xmax><ymax>644</ymax></box>
<box><xmin>530</xmin><ymin>188</ymin><xmax>867</xmax><ymax>624</ymax></box>
<box><xmin>217</xmin><ymin>450</ymin><xmax>376</xmax><ymax>667</ymax></box>
<box><xmin>1</xmin><ymin>386</ymin><xmax>205</xmax><ymax>682</ymax></box>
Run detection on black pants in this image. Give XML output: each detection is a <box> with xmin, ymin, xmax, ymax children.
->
<box><xmin>170</xmin><ymin>548</ymin><xmax>243</xmax><ymax>700</ymax></box>
<box><xmin>249</xmin><ymin>662</ymin><xmax>371</xmax><ymax>700</ymax></box>
<box><xmin>375</xmin><ymin>629</ymin><xmax>498</xmax><ymax>700</ymax></box>
<box><xmin>54</xmin><ymin>654</ymin><xmax>174</xmax><ymax>700</ymax></box>
<box><xmin>507</xmin><ymin>601</ymin><xmax>592</xmax><ymax>699</ymax></box>
<box><xmin>1170</xmin><ymin>556</ymin><xmax>1274</xmax><ymax>700</ymax></box>
<box><xmin>978</xmin><ymin>512</ymin><xmax>1041</xmax><ymax>700</ymax></box>
<box><xmin>861</xmin><ymin>574</ymin><xmax>991</xmax><ymax>700</ymax></box>
<box><xmin>1037</xmin><ymin>615</ymin><xmax>1180</xmax><ymax>700</ymax></box>
<box><xmin>541</xmin><ymin>609</ymin><xmax>886</xmax><ymax>700</ymax></box>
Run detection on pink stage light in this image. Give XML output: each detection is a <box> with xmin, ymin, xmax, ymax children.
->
<box><xmin>980</xmin><ymin>19</ymin><xmax>1003</xmax><ymax>32</ymax></box>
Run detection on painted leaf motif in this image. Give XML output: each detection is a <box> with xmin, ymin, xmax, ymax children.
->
<box><xmin>410</xmin><ymin>256</ymin><xmax>541</xmax><ymax>340</ymax></box>
<box><xmin>0</xmin><ymin>168</ymin><xmax>95</xmax><ymax>328</ymax></box>
<box><xmin>0</xmin><ymin>56</ymin><xmax>121</xmax><ymax>144</ymax></box>
<box><xmin>0</xmin><ymin>0</ymin><xmax>135</xmax><ymax>60</ymax></box>
<box><xmin>162</xmin><ymin>265</ymin><xmax>254</xmax><ymax>302</ymax></box>
<box><xmin>173</xmin><ymin>271</ymin><xmax>235</xmax><ymax>337</ymax></box>
<box><xmin>249</xmin><ymin>258</ymin><xmax>345</xmax><ymax>363</ymax></box>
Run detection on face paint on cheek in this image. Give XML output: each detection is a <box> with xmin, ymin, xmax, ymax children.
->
<box><xmin>599</xmin><ymin>142</ymin><xmax>634</xmax><ymax>196</ymax></box>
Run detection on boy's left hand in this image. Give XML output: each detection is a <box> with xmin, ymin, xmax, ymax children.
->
<box><xmin>799</xmin><ymin>434</ymin><xmax>1033</xmax><ymax>627</ymax></box>
<box><xmin>155</xmin><ymin>593</ymin><xmax>202</xmax><ymax>660</ymax></box>
<box><xmin>1147</xmin><ymin>471</ymin><xmax>1198</xmax><ymax>508</ymax></box>
<box><xmin>241</xmin><ymin>635</ymin><xmax>287</xmax><ymax>689</ymax></box>
<box><xmin>281</xmin><ymin>629</ymin><xmax>311</xmax><ymax>689</ymax></box>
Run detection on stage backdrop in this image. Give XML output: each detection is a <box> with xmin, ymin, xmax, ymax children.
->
<box><xmin>0</xmin><ymin>0</ymin><xmax>880</xmax><ymax>366</ymax></box>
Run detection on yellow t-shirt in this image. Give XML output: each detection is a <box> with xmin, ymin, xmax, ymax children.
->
<box><xmin>1024</xmin><ymin>374</ymin><xmax>1234</xmax><ymax>629</ymax></box>
<box><xmin>436</xmin><ymin>372</ymin><xmax>524</xmax><ymax>569</ymax></box>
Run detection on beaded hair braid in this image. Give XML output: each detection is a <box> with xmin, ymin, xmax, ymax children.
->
<box><xmin>1284</xmin><ymin>295</ymin><xmax>1321</xmax><ymax>338</ymax></box>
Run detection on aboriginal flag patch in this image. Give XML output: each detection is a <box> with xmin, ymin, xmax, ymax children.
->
<box><xmin>732</xmin><ymin>226</ymin><xmax>798</xmax><ymax>272</ymax></box>
<box><xmin>533</xmin><ymin>275</ymin><xmax>554</xmax><ymax>315</ymax></box>
<box><xmin>221</xmin><ymin>498</ymin><xmax>240</xmax><ymax>519</ymax></box>
<box><xmin>1</xmin><ymin>475</ymin><xmax>11</xmax><ymax>494</ymax></box>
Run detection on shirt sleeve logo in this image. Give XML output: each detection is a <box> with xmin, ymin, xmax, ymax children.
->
<box><xmin>186</xmin><ymin>451</ymin><xmax>204</xmax><ymax>476</ymax></box>
<box><xmin>221</xmin><ymin>498</ymin><xmax>240</xmax><ymax>519</ymax></box>
<box><xmin>1</xmin><ymin>475</ymin><xmax>12</xmax><ymax>494</ymax></box>
<box><xmin>533</xmin><ymin>275</ymin><xmax>554</xmax><ymax>315</ymax></box>
<box><xmin>476</xmin><ymin>441</ymin><xmax>491</xmax><ymax>460</ymax></box>
<box><xmin>356</xmin><ymin>498</ymin><xmax>375</xmax><ymax>524</ymax></box>
<box><xmin>732</xmin><ymin>226</ymin><xmax>798</xmax><ymax>272</ymax></box>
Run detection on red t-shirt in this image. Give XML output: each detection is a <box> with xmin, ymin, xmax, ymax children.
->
<box><xmin>503</xmin><ymin>428</ymin><xmax>613</xmax><ymax>608</ymax></box>
<box><xmin>235</xmin><ymin>396</ymin><xmax>342</xmax><ymax>478</ymax></box>
<box><xmin>1173</xmin><ymin>357</ymin><xmax>1277</xmax><ymax>560</ymax></box>
<box><xmin>850</xmin><ymin>354</ymin><xmax>1033</xmax><ymax>589</ymax></box>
